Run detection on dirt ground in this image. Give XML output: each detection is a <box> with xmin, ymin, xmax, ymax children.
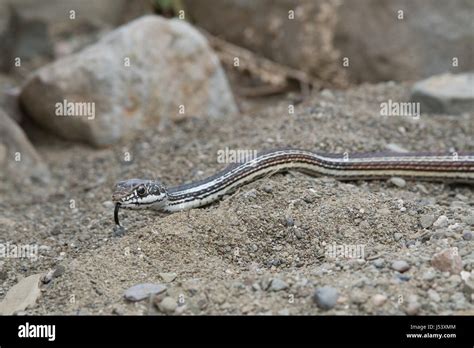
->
<box><xmin>0</xmin><ymin>82</ymin><xmax>473</xmax><ymax>315</ymax></box>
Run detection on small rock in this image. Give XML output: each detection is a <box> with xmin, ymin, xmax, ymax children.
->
<box><xmin>462</xmin><ymin>230</ymin><xmax>472</xmax><ymax>241</ymax></box>
<box><xmin>277</xmin><ymin>308</ymin><xmax>290</xmax><ymax>315</ymax></box>
<box><xmin>427</xmin><ymin>289</ymin><xmax>441</xmax><ymax>303</ymax></box>
<box><xmin>377</xmin><ymin>208</ymin><xmax>391</xmax><ymax>215</ymax></box>
<box><xmin>411</xmin><ymin>72</ymin><xmax>474</xmax><ymax>115</ymax></box>
<box><xmin>157</xmin><ymin>297</ymin><xmax>177</xmax><ymax>314</ymax></box>
<box><xmin>50</xmin><ymin>225</ymin><xmax>61</xmax><ymax>236</ymax></box>
<box><xmin>262</xmin><ymin>184</ymin><xmax>273</xmax><ymax>193</ymax></box>
<box><xmin>269</xmin><ymin>278</ymin><xmax>288</xmax><ymax>292</ymax></box>
<box><xmin>422</xmin><ymin>270</ymin><xmax>437</xmax><ymax>281</ymax></box>
<box><xmin>433</xmin><ymin>215</ymin><xmax>448</xmax><ymax>228</ymax></box>
<box><xmin>372</xmin><ymin>294</ymin><xmax>387</xmax><ymax>307</ymax></box>
<box><xmin>251</xmin><ymin>282</ymin><xmax>261</xmax><ymax>292</ymax></box>
<box><xmin>123</xmin><ymin>283</ymin><xmax>167</xmax><ymax>302</ymax></box>
<box><xmin>373</xmin><ymin>258</ymin><xmax>385</xmax><ymax>269</ymax></box>
<box><xmin>52</xmin><ymin>265</ymin><xmax>66</xmax><ymax>278</ymax></box>
<box><xmin>0</xmin><ymin>273</ymin><xmax>43</xmax><ymax>315</ymax></box>
<box><xmin>284</xmin><ymin>216</ymin><xmax>294</xmax><ymax>227</ymax></box>
<box><xmin>420</xmin><ymin>214</ymin><xmax>436</xmax><ymax>228</ymax></box>
<box><xmin>78</xmin><ymin>233</ymin><xmax>91</xmax><ymax>242</ymax></box>
<box><xmin>462</xmin><ymin>214</ymin><xmax>474</xmax><ymax>226</ymax></box>
<box><xmin>312</xmin><ymin>286</ymin><xmax>339</xmax><ymax>310</ymax></box>
<box><xmin>462</xmin><ymin>279</ymin><xmax>474</xmax><ymax>303</ymax></box>
<box><xmin>391</xmin><ymin>260</ymin><xmax>410</xmax><ymax>273</ymax></box>
<box><xmin>102</xmin><ymin>200</ymin><xmax>115</xmax><ymax>209</ymax></box>
<box><xmin>389</xmin><ymin>177</ymin><xmax>406</xmax><ymax>188</ymax></box>
<box><xmin>159</xmin><ymin>272</ymin><xmax>177</xmax><ymax>283</ymax></box>
<box><xmin>385</xmin><ymin>143</ymin><xmax>408</xmax><ymax>153</ymax></box>
<box><xmin>431</xmin><ymin>248</ymin><xmax>463</xmax><ymax>274</ymax></box>
<box><xmin>259</xmin><ymin>277</ymin><xmax>271</xmax><ymax>291</ymax></box>
<box><xmin>0</xmin><ymin>270</ymin><xmax>7</xmax><ymax>280</ymax></box>
<box><xmin>394</xmin><ymin>233</ymin><xmax>403</xmax><ymax>241</ymax></box>
<box><xmin>350</xmin><ymin>290</ymin><xmax>367</xmax><ymax>304</ymax></box>
<box><xmin>405</xmin><ymin>300</ymin><xmax>421</xmax><ymax>315</ymax></box>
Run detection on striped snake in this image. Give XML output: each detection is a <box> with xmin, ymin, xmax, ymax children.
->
<box><xmin>112</xmin><ymin>149</ymin><xmax>474</xmax><ymax>226</ymax></box>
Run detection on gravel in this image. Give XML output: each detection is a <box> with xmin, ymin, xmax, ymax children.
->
<box><xmin>2</xmin><ymin>82</ymin><xmax>473</xmax><ymax>315</ymax></box>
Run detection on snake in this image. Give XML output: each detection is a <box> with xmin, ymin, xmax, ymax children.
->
<box><xmin>112</xmin><ymin>148</ymin><xmax>474</xmax><ymax>226</ymax></box>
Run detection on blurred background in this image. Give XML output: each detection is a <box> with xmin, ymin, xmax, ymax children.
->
<box><xmin>0</xmin><ymin>0</ymin><xmax>473</xmax><ymax>316</ymax></box>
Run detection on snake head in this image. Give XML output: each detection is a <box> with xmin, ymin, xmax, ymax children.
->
<box><xmin>112</xmin><ymin>179</ymin><xmax>168</xmax><ymax>210</ymax></box>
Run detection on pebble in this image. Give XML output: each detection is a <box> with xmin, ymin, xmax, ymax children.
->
<box><xmin>123</xmin><ymin>283</ymin><xmax>167</xmax><ymax>302</ymax></box>
<box><xmin>433</xmin><ymin>215</ymin><xmax>448</xmax><ymax>228</ymax></box>
<box><xmin>422</xmin><ymin>270</ymin><xmax>437</xmax><ymax>281</ymax></box>
<box><xmin>262</xmin><ymin>184</ymin><xmax>273</xmax><ymax>193</ymax></box>
<box><xmin>385</xmin><ymin>143</ymin><xmax>408</xmax><ymax>153</ymax></box>
<box><xmin>260</xmin><ymin>277</ymin><xmax>271</xmax><ymax>291</ymax></box>
<box><xmin>51</xmin><ymin>225</ymin><xmax>61</xmax><ymax>236</ymax></box>
<box><xmin>420</xmin><ymin>214</ymin><xmax>436</xmax><ymax>228</ymax></box>
<box><xmin>405</xmin><ymin>300</ymin><xmax>421</xmax><ymax>315</ymax></box>
<box><xmin>53</xmin><ymin>265</ymin><xmax>66</xmax><ymax>278</ymax></box>
<box><xmin>277</xmin><ymin>308</ymin><xmax>290</xmax><ymax>315</ymax></box>
<box><xmin>394</xmin><ymin>233</ymin><xmax>403</xmax><ymax>241</ymax></box>
<box><xmin>462</xmin><ymin>279</ymin><xmax>474</xmax><ymax>302</ymax></box>
<box><xmin>312</xmin><ymin>286</ymin><xmax>339</xmax><ymax>310</ymax></box>
<box><xmin>397</xmin><ymin>274</ymin><xmax>411</xmax><ymax>282</ymax></box>
<box><xmin>102</xmin><ymin>200</ymin><xmax>115</xmax><ymax>209</ymax></box>
<box><xmin>462</xmin><ymin>230</ymin><xmax>472</xmax><ymax>241</ymax></box>
<box><xmin>391</xmin><ymin>260</ymin><xmax>410</xmax><ymax>273</ymax></box>
<box><xmin>159</xmin><ymin>272</ymin><xmax>177</xmax><ymax>283</ymax></box>
<box><xmin>431</xmin><ymin>248</ymin><xmax>462</xmax><ymax>274</ymax></box>
<box><xmin>389</xmin><ymin>177</ymin><xmax>406</xmax><ymax>188</ymax></box>
<box><xmin>269</xmin><ymin>278</ymin><xmax>288</xmax><ymax>292</ymax></box>
<box><xmin>350</xmin><ymin>290</ymin><xmax>367</xmax><ymax>304</ymax></box>
<box><xmin>294</xmin><ymin>228</ymin><xmax>303</xmax><ymax>239</ymax></box>
<box><xmin>157</xmin><ymin>297</ymin><xmax>177</xmax><ymax>314</ymax></box>
<box><xmin>0</xmin><ymin>273</ymin><xmax>43</xmax><ymax>315</ymax></box>
<box><xmin>427</xmin><ymin>289</ymin><xmax>440</xmax><ymax>302</ymax></box>
<box><xmin>0</xmin><ymin>270</ymin><xmax>7</xmax><ymax>280</ymax></box>
<box><xmin>78</xmin><ymin>233</ymin><xmax>91</xmax><ymax>242</ymax></box>
<box><xmin>462</xmin><ymin>214</ymin><xmax>474</xmax><ymax>226</ymax></box>
<box><xmin>372</xmin><ymin>294</ymin><xmax>387</xmax><ymax>307</ymax></box>
<box><xmin>373</xmin><ymin>258</ymin><xmax>385</xmax><ymax>269</ymax></box>
<box><xmin>284</xmin><ymin>217</ymin><xmax>295</xmax><ymax>227</ymax></box>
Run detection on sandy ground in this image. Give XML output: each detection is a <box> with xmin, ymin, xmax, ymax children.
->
<box><xmin>0</xmin><ymin>82</ymin><xmax>473</xmax><ymax>315</ymax></box>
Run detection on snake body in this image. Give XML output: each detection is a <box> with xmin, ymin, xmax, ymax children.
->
<box><xmin>112</xmin><ymin>149</ymin><xmax>474</xmax><ymax>224</ymax></box>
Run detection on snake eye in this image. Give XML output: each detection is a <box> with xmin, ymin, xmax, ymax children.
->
<box><xmin>136</xmin><ymin>186</ymin><xmax>147</xmax><ymax>196</ymax></box>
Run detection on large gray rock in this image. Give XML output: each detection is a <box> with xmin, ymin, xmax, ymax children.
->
<box><xmin>20</xmin><ymin>15</ymin><xmax>238</xmax><ymax>147</ymax></box>
<box><xmin>0</xmin><ymin>0</ymin><xmax>16</xmax><ymax>72</ymax></box>
<box><xmin>0</xmin><ymin>0</ymin><xmax>153</xmax><ymax>72</ymax></box>
<box><xmin>0</xmin><ymin>74</ymin><xmax>22</xmax><ymax>122</ymax></box>
<box><xmin>335</xmin><ymin>0</ymin><xmax>474</xmax><ymax>82</ymax></box>
<box><xmin>184</xmin><ymin>0</ymin><xmax>474</xmax><ymax>84</ymax></box>
<box><xmin>5</xmin><ymin>0</ymin><xmax>130</xmax><ymax>27</ymax></box>
<box><xmin>411</xmin><ymin>73</ymin><xmax>474</xmax><ymax>115</ymax></box>
<box><xmin>183</xmin><ymin>0</ymin><xmax>348</xmax><ymax>86</ymax></box>
<box><xmin>0</xmin><ymin>108</ymin><xmax>50</xmax><ymax>183</ymax></box>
